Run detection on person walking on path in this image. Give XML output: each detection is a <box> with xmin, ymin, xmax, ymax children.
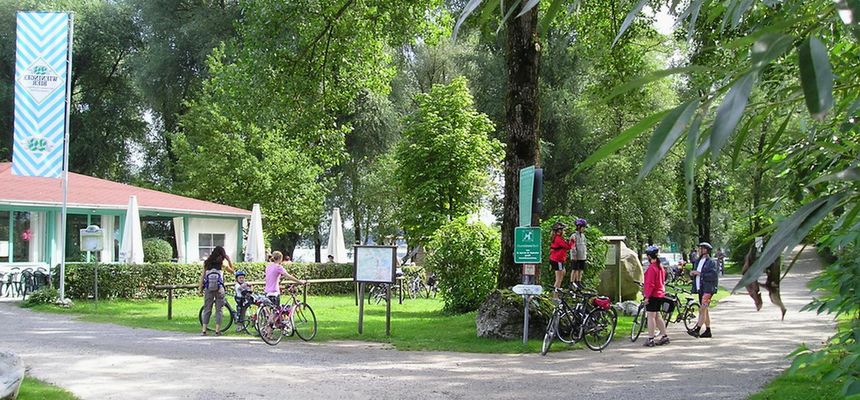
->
<box><xmin>569</xmin><ymin>218</ymin><xmax>588</xmax><ymax>288</ymax></box>
<box><xmin>689</xmin><ymin>242</ymin><xmax>718</xmax><ymax>338</ymax></box>
<box><xmin>199</xmin><ymin>246</ymin><xmax>234</xmax><ymax>335</ymax></box>
<box><xmin>548</xmin><ymin>222</ymin><xmax>573</xmax><ymax>299</ymax></box>
<box><xmin>643</xmin><ymin>245</ymin><xmax>670</xmax><ymax>347</ymax></box>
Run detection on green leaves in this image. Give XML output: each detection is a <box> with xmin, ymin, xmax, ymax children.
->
<box><xmin>453</xmin><ymin>0</ymin><xmax>484</xmax><ymax>40</ymax></box>
<box><xmin>639</xmin><ymin>99</ymin><xmax>699</xmax><ymax>180</ymax></box>
<box><xmin>734</xmin><ymin>193</ymin><xmax>847</xmax><ymax>291</ymax></box>
<box><xmin>603</xmin><ymin>66</ymin><xmax>712</xmax><ymax>103</ymax></box>
<box><xmin>684</xmin><ymin>113</ymin><xmax>703</xmax><ymax>217</ymax></box>
<box><xmin>809</xmin><ymin>166</ymin><xmax>860</xmax><ymax>185</ymax></box>
<box><xmin>798</xmin><ymin>37</ymin><xmax>834</xmax><ymax>120</ymax></box>
<box><xmin>515</xmin><ymin>0</ymin><xmax>540</xmax><ymax>18</ymax></box>
<box><xmin>750</xmin><ymin>33</ymin><xmax>794</xmax><ymax>70</ymax></box>
<box><xmin>612</xmin><ymin>0</ymin><xmax>647</xmax><ymax>47</ymax></box>
<box><xmin>710</xmin><ymin>73</ymin><xmax>756</xmax><ymax>161</ymax></box>
<box><xmin>574</xmin><ymin>109</ymin><xmax>670</xmax><ymax>175</ymax></box>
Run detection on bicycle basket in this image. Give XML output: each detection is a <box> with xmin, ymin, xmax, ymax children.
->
<box><xmin>592</xmin><ymin>296</ymin><xmax>611</xmax><ymax>310</ymax></box>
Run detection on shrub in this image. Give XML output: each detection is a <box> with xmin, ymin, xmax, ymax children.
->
<box><xmin>53</xmin><ymin>262</ymin><xmax>355</xmax><ymax>299</ymax></box>
<box><xmin>21</xmin><ymin>287</ymin><xmax>59</xmax><ymax>308</ymax></box>
<box><xmin>539</xmin><ymin>216</ymin><xmax>608</xmax><ymax>290</ymax></box>
<box><xmin>426</xmin><ymin>218</ymin><xmax>500</xmax><ymax>313</ymax></box>
<box><xmin>143</xmin><ymin>238</ymin><xmax>174</xmax><ymax>263</ymax></box>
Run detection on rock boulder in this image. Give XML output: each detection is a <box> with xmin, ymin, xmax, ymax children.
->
<box><xmin>476</xmin><ymin>290</ymin><xmax>552</xmax><ymax>339</ymax></box>
<box><xmin>0</xmin><ymin>352</ymin><xmax>24</xmax><ymax>400</ymax></box>
<box><xmin>598</xmin><ymin>241</ymin><xmax>644</xmax><ymax>301</ymax></box>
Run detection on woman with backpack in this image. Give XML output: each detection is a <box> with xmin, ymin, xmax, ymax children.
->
<box><xmin>199</xmin><ymin>246</ymin><xmax>234</xmax><ymax>336</ymax></box>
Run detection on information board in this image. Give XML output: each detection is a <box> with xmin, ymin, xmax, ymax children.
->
<box><xmin>514</xmin><ymin>227</ymin><xmax>542</xmax><ymax>264</ymax></box>
<box><xmin>353</xmin><ymin>245</ymin><xmax>397</xmax><ymax>283</ymax></box>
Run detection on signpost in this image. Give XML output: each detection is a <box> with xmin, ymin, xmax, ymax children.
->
<box><xmin>512</xmin><ymin>284</ymin><xmax>543</xmax><ymax>344</ymax></box>
<box><xmin>514</xmin><ymin>227</ymin><xmax>542</xmax><ymax>264</ymax></box>
<box><xmin>353</xmin><ymin>245</ymin><xmax>397</xmax><ymax>336</ymax></box>
<box><xmin>79</xmin><ymin>225</ymin><xmax>103</xmax><ymax>308</ymax></box>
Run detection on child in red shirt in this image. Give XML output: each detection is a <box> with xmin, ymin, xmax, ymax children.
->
<box><xmin>548</xmin><ymin>222</ymin><xmax>573</xmax><ymax>299</ymax></box>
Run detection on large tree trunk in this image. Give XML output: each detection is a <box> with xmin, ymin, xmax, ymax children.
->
<box><xmin>497</xmin><ymin>6</ymin><xmax>542</xmax><ymax>289</ymax></box>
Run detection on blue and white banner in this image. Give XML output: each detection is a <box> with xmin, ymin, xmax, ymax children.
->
<box><xmin>12</xmin><ymin>12</ymin><xmax>70</xmax><ymax>178</ymax></box>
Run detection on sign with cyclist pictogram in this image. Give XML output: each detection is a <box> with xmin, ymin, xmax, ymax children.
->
<box><xmin>514</xmin><ymin>227</ymin><xmax>541</xmax><ymax>264</ymax></box>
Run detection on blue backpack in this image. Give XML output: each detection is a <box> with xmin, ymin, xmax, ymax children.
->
<box><xmin>203</xmin><ymin>270</ymin><xmax>223</xmax><ymax>292</ymax></box>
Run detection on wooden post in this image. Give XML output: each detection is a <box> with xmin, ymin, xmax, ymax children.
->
<box><xmin>385</xmin><ymin>284</ymin><xmax>391</xmax><ymax>336</ymax></box>
<box><xmin>358</xmin><ymin>282</ymin><xmax>365</xmax><ymax>334</ymax></box>
<box><xmin>167</xmin><ymin>287</ymin><xmax>174</xmax><ymax>320</ymax></box>
<box><xmin>302</xmin><ymin>282</ymin><xmax>307</xmax><ymax>304</ymax></box>
<box><xmin>354</xmin><ymin>282</ymin><xmax>359</xmax><ymax>306</ymax></box>
<box><xmin>398</xmin><ymin>276</ymin><xmax>403</xmax><ymax>304</ymax></box>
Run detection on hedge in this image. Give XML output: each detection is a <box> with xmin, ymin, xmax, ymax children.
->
<box><xmin>53</xmin><ymin>262</ymin><xmax>355</xmax><ymax>300</ymax></box>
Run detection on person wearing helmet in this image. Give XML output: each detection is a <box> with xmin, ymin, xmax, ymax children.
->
<box><xmin>549</xmin><ymin>222</ymin><xmax>573</xmax><ymax>299</ymax></box>
<box><xmin>642</xmin><ymin>245</ymin><xmax>670</xmax><ymax>347</ymax></box>
<box><xmin>689</xmin><ymin>241</ymin><xmax>718</xmax><ymax>338</ymax></box>
<box><xmin>233</xmin><ymin>270</ymin><xmax>253</xmax><ymax>332</ymax></box>
<box><xmin>569</xmin><ymin>218</ymin><xmax>588</xmax><ymax>288</ymax></box>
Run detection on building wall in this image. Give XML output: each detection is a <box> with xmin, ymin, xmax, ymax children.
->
<box><xmin>187</xmin><ymin>218</ymin><xmax>241</xmax><ymax>262</ymax></box>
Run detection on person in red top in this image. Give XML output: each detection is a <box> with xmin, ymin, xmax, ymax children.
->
<box><xmin>549</xmin><ymin>222</ymin><xmax>573</xmax><ymax>299</ymax></box>
<box><xmin>642</xmin><ymin>245</ymin><xmax>670</xmax><ymax>347</ymax></box>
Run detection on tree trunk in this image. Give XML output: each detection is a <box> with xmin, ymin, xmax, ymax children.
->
<box><xmin>497</xmin><ymin>6</ymin><xmax>542</xmax><ymax>289</ymax></box>
<box><xmin>271</xmin><ymin>232</ymin><xmax>300</xmax><ymax>260</ymax></box>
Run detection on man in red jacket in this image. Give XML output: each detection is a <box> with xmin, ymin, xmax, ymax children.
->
<box><xmin>549</xmin><ymin>222</ymin><xmax>573</xmax><ymax>299</ymax></box>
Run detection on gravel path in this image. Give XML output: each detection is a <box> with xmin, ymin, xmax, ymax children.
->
<box><xmin>1</xmin><ymin>246</ymin><xmax>835</xmax><ymax>400</ymax></box>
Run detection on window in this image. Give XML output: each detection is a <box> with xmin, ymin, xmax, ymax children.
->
<box><xmin>198</xmin><ymin>233</ymin><xmax>226</xmax><ymax>260</ymax></box>
<box><xmin>66</xmin><ymin>214</ymin><xmax>89</xmax><ymax>262</ymax></box>
<box><xmin>13</xmin><ymin>212</ymin><xmax>31</xmax><ymax>262</ymax></box>
<box><xmin>0</xmin><ymin>211</ymin><xmax>8</xmax><ymax>262</ymax></box>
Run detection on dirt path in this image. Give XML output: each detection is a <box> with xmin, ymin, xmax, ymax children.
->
<box><xmin>0</xmin><ymin>246</ymin><xmax>835</xmax><ymax>400</ymax></box>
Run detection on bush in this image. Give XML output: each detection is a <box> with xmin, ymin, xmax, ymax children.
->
<box><xmin>539</xmin><ymin>216</ymin><xmax>608</xmax><ymax>290</ymax></box>
<box><xmin>53</xmin><ymin>262</ymin><xmax>355</xmax><ymax>299</ymax></box>
<box><xmin>143</xmin><ymin>238</ymin><xmax>174</xmax><ymax>263</ymax></box>
<box><xmin>426</xmin><ymin>218</ymin><xmax>500</xmax><ymax>313</ymax></box>
<box><xmin>21</xmin><ymin>287</ymin><xmax>59</xmax><ymax>308</ymax></box>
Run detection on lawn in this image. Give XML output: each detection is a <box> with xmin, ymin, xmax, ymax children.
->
<box><xmin>18</xmin><ymin>377</ymin><xmax>79</xmax><ymax>400</ymax></box>
<box><xmin>30</xmin><ymin>294</ymin><xmax>635</xmax><ymax>353</ymax></box>
<box><xmin>748</xmin><ymin>371</ymin><xmax>850</xmax><ymax>400</ymax></box>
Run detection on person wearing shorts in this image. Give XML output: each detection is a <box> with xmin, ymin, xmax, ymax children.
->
<box><xmin>265</xmin><ymin>251</ymin><xmax>305</xmax><ymax>306</ymax></box>
<box><xmin>689</xmin><ymin>242</ymin><xmax>719</xmax><ymax>338</ymax></box>
<box><xmin>642</xmin><ymin>246</ymin><xmax>670</xmax><ymax>347</ymax></box>
<box><xmin>548</xmin><ymin>222</ymin><xmax>573</xmax><ymax>299</ymax></box>
<box><xmin>569</xmin><ymin>218</ymin><xmax>588</xmax><ymax>287</ymax></box>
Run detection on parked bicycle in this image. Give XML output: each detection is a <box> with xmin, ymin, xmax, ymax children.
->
<box><xmin>256</xmin><ymin>285</ymin><xmax>317</xmax><ymax>345</ymax></box>
<box><xmin>198</xmin><ymin>299</ymin><xmax>237</xmax><ymax>333</ymax></box>
<box><xmin>541</xmin><ymin>286</ymin><xmax>617</xmax><ymax>355</ymax></box>
<box><xmin>366</xmin><ymin>282</ymin><xmax>400</xmax><ymax>304</ymax></box>
<box><xmin>630</xmin><ymin>283</ymin><xmax>699</xmax><ymax>342</ymax></box>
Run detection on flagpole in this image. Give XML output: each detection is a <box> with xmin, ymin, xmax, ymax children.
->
<box><xmin>59</xmin><ymin>12</ymin><xmax>74</xmax><ymax>300</ymax></box>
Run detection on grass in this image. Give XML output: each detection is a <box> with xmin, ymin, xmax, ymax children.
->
<box><xmin>18</xmin><ymin>377</ymin><xmax>79</xmax><ymax>400</ymax></box>
<box><xmin>30</xmin><ymin>294</ymin><xmax>635</xmax><ymax>353</ymax></box>
<box><xmin>723</xmin><ymin>261</ymin><xmax>742</xmax><ymax>275</ymax></box>
<box><xmin>748</xmin><ymin>370</ymin><xmax>850</xmax><ymax>400</ymax></box>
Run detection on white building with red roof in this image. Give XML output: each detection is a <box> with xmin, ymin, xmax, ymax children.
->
<box><xmin>0</xmin><ymin>162</ymin><xmax>251</xmax><ymax>269</ymax></box>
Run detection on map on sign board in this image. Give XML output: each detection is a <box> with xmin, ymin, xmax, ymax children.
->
<box><xmin>354</xmin><ymin>246</ymin><xmax>396</xmax><ymax>283</ymax></box>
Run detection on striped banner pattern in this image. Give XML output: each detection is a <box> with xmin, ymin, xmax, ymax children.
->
<box><xmin>12</xmin><ymin>12</ymin><xmax>70</xmax><ymax>178</ymax></box>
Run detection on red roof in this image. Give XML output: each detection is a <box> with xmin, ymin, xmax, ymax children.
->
<box><xmin>0</xmin><ymin>163</ymin><xmax>249</xmax><ymax>217</ymax></box>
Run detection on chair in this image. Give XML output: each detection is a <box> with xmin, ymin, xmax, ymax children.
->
<box><xmin>32</xmin><ymin>270</ymin><xmax>49</xmax><ymax>291</ymax></box>
<box><xmin>0</xmin><ymin>273</ymin><xmax>5</xmax><ymax>297</ymax></box>
<box><xmin>8</xmin><ymin>269</ymin><xmax>21</xmax><ymax>297</ymax></box>
<box><xmin>21</xmin><ymin>269</ymin><xmax>35</xmax><ymax>297</ymax></box>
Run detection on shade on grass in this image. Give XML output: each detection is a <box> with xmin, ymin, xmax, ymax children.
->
<box><xmin>31</xmin><ymin>294</ymin><xmax>635</xmax><ymax>354</ymax></box>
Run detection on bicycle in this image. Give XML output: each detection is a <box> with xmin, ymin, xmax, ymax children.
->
<box><xmin>407</xmin><ymin>275</ymin><xmax>427</xmax><ymax>299</ymax></box>
<box><xmin>366</xmin><ymin>282</ymin><xmax>400</xmax><ymax>304</ymax></box>
<box><xmin>541</xmin><ymin>286</ymin><xmax>617</xmax><ymax>355</ymax></box>
<box><xmin>256</xmin><ymin>285</ymin><xmax>318</xmax><ymax>345</ymax></box>
<box><xmin>630</xmin><ymin>283</ymin><xmax>699</xmax><ymax>342</ymax></box>
<box><xmin>198</xmin><ymin>296</ymin><xmax>236</xmax><ymax>333</ymax></box>
<box><xmin>235</xmin><ymin>293</ymin><xmax>274</xmax><ymax>335</ymax></box>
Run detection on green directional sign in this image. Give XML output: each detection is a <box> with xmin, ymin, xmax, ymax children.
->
<box><xmin>514</xmin><ymin>227</ymin><xmax>542</xmax><ymax>264</ymax></box>
<box><xmin>519</xmin><ymin>166</ymin><xmax>535</xmax><ymax>227</ymax></box>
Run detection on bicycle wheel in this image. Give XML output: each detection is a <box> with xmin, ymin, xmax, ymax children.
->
<box><xmin>198</xmin><ymin>302</ymin><xmax>234</xmax><ymax>332</ymax></box>
<box><xmin>584</xmin><ymin>308</ymin><xmax>617</xmax><ymax>351</ymax></box>
<box><xmin>541</xmin><ymin>314</ymin><xmax>558</xmax><ymax>356</ymax></box>
<box><xmin>682</xmin><ymin>303</ymin><xmax>700</xmax><ymax>331</ymax></box>
<box><xmin>257</xmin><ymin>305</ymin><xmax>284</xmax><ymax>346</ymax></box>
<box><xmin>292</xmin><ymin>303</ymin><xmax>318</xmax><ymax>341</ymax></box>
<box><xmin>556</xmin><ymin>311</ymin><xmax>579</xmax><ymax>344</ymax></box>
<box><xmin>630</xmin><ymin>303</ymin><xmax>646</xmax><ymax>342</ymax></box>
<box><xmin>239</xmin><ymin>303</ymin><xmax>259</xmax><ymax>335</ymax></box>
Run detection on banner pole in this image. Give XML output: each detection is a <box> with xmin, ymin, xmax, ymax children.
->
<box><xmin>59</xmin><ymin>13</ymin><xmax>74</xmax><ymax>300</ymax></box>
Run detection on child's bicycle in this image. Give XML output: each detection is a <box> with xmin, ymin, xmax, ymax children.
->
<box><xmin>235</xmin><ymin>293</ymin><xmax>273</xmax><ymax>335</ymax></box>
<box><xmin>255</xmin><ymin>285</ymin><xmax>318</xmax><ymax>345</ymax></box>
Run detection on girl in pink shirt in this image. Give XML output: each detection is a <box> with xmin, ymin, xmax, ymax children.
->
<box><xmin>264</xmin><ymin>251</ymin><xmax>305</xmax><ymax>306</ymax></box>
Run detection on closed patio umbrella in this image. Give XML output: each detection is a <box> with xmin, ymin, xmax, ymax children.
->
<box><xmin>326</xmin><ymin>208</ymin><xmax>347</xmax><ymax>263</ymax></box>
<box><xmin>245</xmin><ymin>203</ymin><xmax>265</xmax><ymax>262</ymax></box>
<box><xmin>119</xmin><ymin>195</ymin><xmax>144</xmax><ymax>264</ymax></box>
